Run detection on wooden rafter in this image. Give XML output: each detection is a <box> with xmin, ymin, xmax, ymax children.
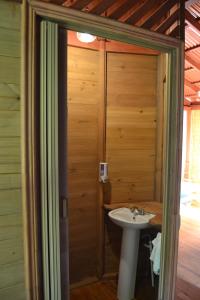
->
<box><xmin>185</xmin><ymin>53</ymin><xmax>200</xmax><ymax>70</ymax></box>
<box><xmin>32</xmin><ymin>0</ymin><xmax>184</xmax><ymax>40</ymax></box>
<box><xmin>184</xmin><ymin>1</ymin><xmax>200</xmax><ymax>105</ymax></box>
<box><xmin>90</xmin><ymin>0</ymin><xmax>116</xmax><ymax>15</ymax></box>
<box><xmin>169</xmin><ymin>25</ymin><xmax>180</xmax><ymax>37</ymax></box>
<box><xmin>125</xmin><ymin>0</ymin><xmax>157</xmax><ymax>25</ymax></box>
<box><xmin>185</xmin><ymin>9</ymin><xmax>200</xmax><ymax>31</ymax></box>
<box><xmin>141</xmin><ymin>0</ymin><xmax>178</xmax><ymax>29</ymax></box>
<box><xmin>192</xmin><ymin>80</ymin><xmax>200</xmax><ymax>84</ymax></box>
<box><xmin>156</xmin><ymin>8</ymin><xmax>179</xmax><ymax>34</ymax></box>
<box><xmin>185</xmin><ymin>78</ymin><xmax>199</xmax><ymax>92</ymax></box>
<box><xmin>70</xmin><ymin>0</ymin><xmax>92</xmax><ymax>10</ymax></box>
<box><xmin>185</xmin><ymin>44</ymin><xmax>200</xmax><ymax>52</ymax></box>
<box><xmin>109</xmin><ymin>0</ymin><xmax>138</xmax><ymax>20</ymax></box>
<box><xmin>185</xmin><ymin>66</ymin><xmax>193</xmax><ymax>71</ymax></box>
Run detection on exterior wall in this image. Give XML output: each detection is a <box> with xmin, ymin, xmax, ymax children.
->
<box><xmin>0</xmin><ymin>1</ymin><xmax>26</xmax><ymax>299</ymax></box>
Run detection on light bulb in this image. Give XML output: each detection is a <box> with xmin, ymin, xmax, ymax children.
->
<box><xmin>76</xmin><ymin>32</ymin><xmax>96</xmax><ymax>43</ymax></box>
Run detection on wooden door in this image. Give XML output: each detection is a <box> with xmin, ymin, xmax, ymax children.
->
<box><xmin>40</xmin><ymin>21</ymin><xmax>61</xmax><ymax>300</ymax></box>
<box><xmin>67</xmin><ymin>46</ymin><xmax>101</xmax><ymax>285</ymax></box>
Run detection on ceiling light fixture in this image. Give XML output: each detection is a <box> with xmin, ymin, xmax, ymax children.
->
<box><xmin>76</xmin><ymin>32</ymin><xmax>96</xmax><ymax>43</ymax></box>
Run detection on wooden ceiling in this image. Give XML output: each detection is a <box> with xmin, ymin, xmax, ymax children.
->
<box><xmin>185</xmin><ymin>0</ymin><xmax>200</xmax><ymax>106</ymax></box>
<box><xmin>42</xmin><ymin>0</ymin><xmax>184</xmax><ymax>39</ymax></box>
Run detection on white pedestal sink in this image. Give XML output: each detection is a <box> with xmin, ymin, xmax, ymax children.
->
<box><xmin>108</xmin><ymin>207</ymin><xmax>155</xmax><ymax>300</ymax></box>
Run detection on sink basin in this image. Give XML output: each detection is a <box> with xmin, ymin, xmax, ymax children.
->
<box><xmin>108</xmin><ymin>207</ymin><xmax>156</xmax><ymax>300</ymax></box>
<box><xmin>108</xmin><ymin>207</ymin><xmax>155</xmax><ymax>229</ymax></box>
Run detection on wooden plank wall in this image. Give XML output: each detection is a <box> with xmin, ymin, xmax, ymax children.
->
<box><xmin>106</xmin><ymin>52</ymin><xmax>158</xmax><ymax>203</ymax></box>
<box><xmin>67</xmin><ymin>45</ymin><xmax>160</xmax><ymax>282</ymax></box>
<box><xmin>67</xmin><ymin>46</ymin><xmax>100</xmax><ymax>285</ymax></box>
<box><xmin>104</xmin><ymin>52</ymin><xmax>158</xmax><ymax>275</ymax></box>
<box><xmin>0</xmin><ymin>1</ymin><xmax>26</xmax><ymax>299</ymax></box>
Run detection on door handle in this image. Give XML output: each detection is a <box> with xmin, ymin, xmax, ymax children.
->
<box><xmin>61</xmin><ymin>197</ymin><xmax>68</xmax><ymax>219</ymax></box>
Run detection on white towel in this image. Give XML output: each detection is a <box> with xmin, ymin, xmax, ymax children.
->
<box><xmin>150</xmin><ymin>232</ymin><xmax>161</xmax><ymax>275</ymax></box>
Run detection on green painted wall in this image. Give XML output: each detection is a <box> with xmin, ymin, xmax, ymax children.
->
<box><xmin>0</xmin><ymin>1</ymin><xmax>26</xmax><ymax>299</ymax></box>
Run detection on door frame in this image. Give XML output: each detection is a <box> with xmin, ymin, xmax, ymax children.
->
<box><xmin>21</xmin><ymin>1</ymin><xmax>184</xmax><ymax>299</ymax></box>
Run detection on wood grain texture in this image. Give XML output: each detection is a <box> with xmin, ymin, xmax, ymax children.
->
<box><xmin>175</xmin><ymin>212</ymin><xmax>200</xmax><ymax>300</ymax></box>
<box><xmin>67</xmin><ymin>46</ymin><xmax>100</xmax><ymax>284</ymax></box>
<box><xmin>70</xmin><ymin>278</ymin><xmax>158</xmax><ymax>300</ymax></box>
<box><xmin>0</xmin><ymin>283</ymin><xmax>26</xmax><ymax>300</ymax></box>
<box><xmin>70</xmin><ymin>280</ymin><xmax>118</xmax><ymax>300</ymax></box>
<box><xmin>104</xmin><ymin>52</ymin><xmax>160</xmax><ymax>277</ymax></box>
<box><xmin>106</xmin><ymin>52</ymin><xmax>158</xmax><ymax>203</ymax></box>
<box><xmin>0</xmin><ymin>56</ymin><xmax>20</xmax><ymax>85</ymax></box>
<box><xmin>0</xmin><ymin>190</ymin><xmax>21</xmax><ymax>215</ymax></box>
<box><xmin>0</xmin><ymin>1</ymin><xmax>21</xmax><ymax>31</ymax></box>
<box><xmin>0</xmin><ymin>1</ymin><xmax>25</xmax><ymax>300</ymax></box>
<box><xmin>0</xmin><ymin>27</ymin><xmax>20</xmax><ymax>58</ymax></box>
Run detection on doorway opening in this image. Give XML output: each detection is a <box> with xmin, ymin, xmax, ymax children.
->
<box><xmin>59</xmin><ymin>29</ymin><xmax>166</xmax><ymax>300</ymax></box>
<box><xmin>176</xmin><ymin>108</ymin><xmax>200</xmax><ymax>300</ymax></box>
<box><xmin>23</xmin><ymin>3</ymin><xmax>184</xmax><ymax>300</ymax></box>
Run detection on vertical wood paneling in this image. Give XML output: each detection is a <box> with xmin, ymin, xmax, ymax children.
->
<box><xmin>0</xmin><ymin>1</ymin><xmax>25</xmax><ymax>300</ymax></box>
<box><xmin>106</xmin><ymin>52</ymin><xmax>158</xmax><ymax>203</ymax></box>
<box><xmin>104</xmin><ymin>52</ymin><xmax>158</xmax><ymax>277</ymax></box>
<box><xmin>67</xmin><ymin>46</ymin><xmax>100</xmax><ymax>284</ymax></box>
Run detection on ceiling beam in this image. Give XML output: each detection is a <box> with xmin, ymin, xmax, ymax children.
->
<box><xmin>90</xmin><ymin>0</ymin><xmax>116</xmax><ymax>15</ymax></box>
<box><xmin>156</xmin><ymin>9</ymin><xmax>179</xmax><ymax>34</ymax></box>
<box><xmin>192</xmin><ymin>80</ymin><xmax>200</xmax><ymax>84</ymax></box>
<box><xmin>185</xmin><ymin>53</ymin><xmax>200</xmax><ymax>70</ymax></box>
<box><xmin>70</xmin><ymin>0</ymin><xmax>92</xmax><ymax>10</ymax></box>
<box><xmin>141</xmin><ymin>0</ymin><xmax>178</xmax><ymax>29</ymax></box>
<box><xmin>109</xmin><ymin>0</ymin><xmax>138</xmax><ymax>20</ymax></box>
<box><xmin>169</xmin><ymin>25</ymin><xmax>180</xmax><ymax>37</ymax></box>
<box><xmin>185</xmin><ymin>78</ymin><xmax>199</xmax><ymax>92</ymax></box>
<box><xmin>125</xmin><ymin>0</ymin><xmax>157</xmax><ymax>25</ymax></box>
<box><xmin>185</xmin><ymin>44</ymin><xmax>200</xmax><ymax>52</ymax></box>
<box><xmin>185</xmin><ymin>9</ymin><xmax>200</xmax><ymax>31</ymax></box>
<box><xmin>185</xmin><ymin>66</ymin><xmax>193</xmax><ymax>71</ymax></box>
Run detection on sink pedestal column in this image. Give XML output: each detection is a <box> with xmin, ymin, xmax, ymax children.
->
<box><xmin>117</xmin><ymin>228</ymin><xmax>140</xmax><ymax>300</ymax></box>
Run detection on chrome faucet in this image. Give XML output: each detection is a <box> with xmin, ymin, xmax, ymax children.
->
<box><xmin>130</xmin><ymin>207</ymin><xmax>139</xmax><ymax>220</ymax></box>
<box><xmin>130</xmin><ymin>206</ymin><xmax>145</xmax><ymax>219</ymax></box>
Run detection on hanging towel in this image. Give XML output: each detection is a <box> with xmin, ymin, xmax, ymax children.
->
<box><xmin>150</xmin><ymin>232</ymin><xmax>161</xmax><ymax>275</ymax></box>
